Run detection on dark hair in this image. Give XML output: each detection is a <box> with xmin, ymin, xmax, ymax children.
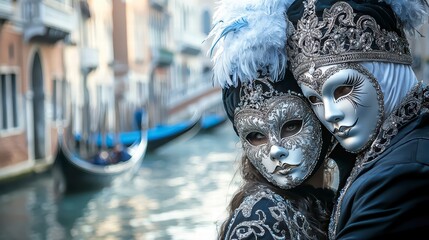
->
<box><xmin>217</xmin><ymin>154</ymin><xmax>335</xmax><ymax>239</ymax></box>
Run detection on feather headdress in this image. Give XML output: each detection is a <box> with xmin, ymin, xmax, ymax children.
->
<box><xmin>207</xmin><ymin>0</ymin><xmax>294</xmax><ymax>88</ymax></box>
<box><xmin>382</xmin><ymin>0</ymin><xmax>429</xmax><ymax>34</ymax></box>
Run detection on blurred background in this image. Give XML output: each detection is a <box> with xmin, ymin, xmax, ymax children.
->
<box><xmin>0</xmin><ymin>0</ymin><xmax>428</xmax><ymax>239</ymax></box>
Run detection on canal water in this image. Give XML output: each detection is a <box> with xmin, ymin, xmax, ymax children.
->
<box><xmin>0</xmin><ymin>122</ymin><xmax>242</xmax><ymax>240</ymax></box>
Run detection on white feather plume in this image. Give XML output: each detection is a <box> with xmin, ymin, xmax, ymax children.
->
<box><xmin>382</xmin><ymin>0</ymin><xmax>429</xmax><ymax>34</ymax></box>
<box><xmin>207</xmin><ymin>0</ymin><xmax>294</xmax><ymax>88</ymax></box>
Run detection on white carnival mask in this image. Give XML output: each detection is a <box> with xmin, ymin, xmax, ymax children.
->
<box><xmin>300</xmin><ymin>63</ymin><xmax>384</xmax><ymax>153</ymax></box>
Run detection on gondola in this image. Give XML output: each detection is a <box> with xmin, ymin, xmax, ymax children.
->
<box><xmin>72</xmin><ymin>114</ymin><xmax>201</xmax><ymax>152</ymax></box>
<box><xmin>200</xmin><ymin>112</ymin><xmax>227</xmax><ymax>132</ymax></box>
<box><xmin>146</xmin><ymin>112</ymin><xmax>202</xmax><ymax>152</ymax></box>
<box><xmin>53</xmin><ymin>131</ymin><xmax>147</xmax><ymax>192</ymax></box>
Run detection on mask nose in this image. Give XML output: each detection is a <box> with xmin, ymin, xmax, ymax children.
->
<box><xmin>324</xmin><ymin>101</ymin><xmax>343</xmax><ymax>123</ymax></box>
<box><xmin>270</xmin><ymin>145</ymin><xmax>289</xmax><ymax>162</ymax></box>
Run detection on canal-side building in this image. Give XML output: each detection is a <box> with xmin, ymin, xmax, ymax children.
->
<box><xmin>112</xmin><ymin>0</ymin><xmax>174</xmax><ymax>128</ymax></box>
<box><xmin>0</xmin><ymin>0</ymin><xmax>218</xmax><ymax>182</ymax></box>
<box><xmin>167</xmin><ymin>0</ymin><xmax>221</xmax><ymax>121</ymax></box>
<box><xmin>64</xmin><ymin>0</ymin><xmax>115</xmax><ymax>139</ymax></box>
<box><xmin>111</xmin><ymin>0</ymin><xmax>218</xmax><ymax>128</ymax></box>
<box><xmin>0</xmin><ymin>0</ymin><xmax>76</xmax><ymax>181</ymax></box>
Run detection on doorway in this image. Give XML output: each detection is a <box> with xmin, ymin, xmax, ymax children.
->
<box><xmin>31</xmin><ymin>52</ymin><xmax>46</xmax><ymax>160</ymax></box>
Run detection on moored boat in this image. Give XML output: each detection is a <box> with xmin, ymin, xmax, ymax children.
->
<box><xmin>146</xmin><ymin>111</ymin><xmax>202</xmax><ymax>152</ymax></box>
<box><xmin>53</xmin><ymin>132</ymin><xmax>147</xmax><ymax>192</ymax></box>
<box><xmin>200</xmin><ymin>112</ymin><xmax>227</xmax><ymax>132</ymax></box>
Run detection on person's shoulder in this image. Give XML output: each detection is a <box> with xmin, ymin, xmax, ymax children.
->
<box><xmin>222</xmin><ymin>186</ymin><xmax>292</xmax><ymax>239</ymax></box>
<box><xmin>367</xmin><ymin>123</ymin><xmax>429</xmax><ymax>167</ymax></box>
<box><xmin>398</xmin><ymin>124</ymin><xmax>429</xmax><ymax>150</ymax></box>
<box><xmin>350</xmin><ymin>149</ymin><xmax>429</xmax><ymax>203</ymax></box>
<box><xmin>223</xmin><ymin>185</ymin><xmax>326</xmax><ymax>239</ymax></box>
<box><xmin>238</xmin><ymin>186</ymin><xmax>289</xmax><ymax>216</ymax></box>
<box><xmin>377</xmin><ymin>137</ymin><xmax>429</xmax><ymax>166</ymax></box>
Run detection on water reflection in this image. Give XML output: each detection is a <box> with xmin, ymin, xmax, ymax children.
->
<box><xmin>0</xmin><ymin>122</ymin><xmax>241</xmax><ymax>240</ymax></box>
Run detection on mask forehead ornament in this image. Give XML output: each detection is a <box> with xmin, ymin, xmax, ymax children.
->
<box><xmin>287</xmin><ymin>0</ymin><xmax>412</xmax><ymax>84</ymax></box>
<box><xmin>235</xmin><ymin>76</ymin><xmax>301</xmax><ymax>113</ymax></box>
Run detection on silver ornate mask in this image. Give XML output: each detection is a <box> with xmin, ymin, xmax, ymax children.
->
<box><xmin>234</xmin><ymin>77</ymin><xmax>323</xmax><ymax>189</ymax></box>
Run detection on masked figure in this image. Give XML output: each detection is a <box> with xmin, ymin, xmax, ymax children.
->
<box><xmin>208</xmin><ymin>1</ymin><xmax>353</xmax><ymax>239</ymax></box>
<box><xmin>221</xmin><ymin>73</ymin><xmax>340</xmax><ymax>239</ymax></box>
<box><xmin>287</xmin><ymin>0</ymin><xmax>429</xmax><ymax>238</ymax></box>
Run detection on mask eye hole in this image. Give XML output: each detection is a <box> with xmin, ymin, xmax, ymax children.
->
<box><xmin>246</xmin><ymin>132</ymin><xmax>267</xmax><ymax>146</ymax></box>
<box><xmin>281</xmin><ymin>120</ymin><xmax>302</xmax><ymax>138</ymax></box>
<box><xmin>308</xmin><ymin>95</ymin><xmax>322</xmax><ymax>104</ymax></box>
<box><xmin>334</xmin><ymin>85</ymin><xmax>353</xmax><ymax>100</ymax></box>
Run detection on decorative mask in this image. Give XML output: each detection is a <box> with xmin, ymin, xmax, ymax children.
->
<box><xmin>208</xmin><ymin>0</ymin><xmax>334</xmax><ymax>189</ymax></box>
<box><xmin>234</xmin><ymin>77</ymin><xmax>324</xmax><ymax>189</ymax></box>
<box><xmin>299</xmin><ymin>63</ymin><xmax>383</xmax><ymax>153</ymax></box>
<box><xmin>285</xmin><ymin>0</ymin><xmax>421</xmax><ymax>153</ymax></box>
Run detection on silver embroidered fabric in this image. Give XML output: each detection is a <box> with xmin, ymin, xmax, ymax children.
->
<box><xmin>223</xmin><ymin>186</ymin><xmax>322</xmax><ymax>240</ymax></box>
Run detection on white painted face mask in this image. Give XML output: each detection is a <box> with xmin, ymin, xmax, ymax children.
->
<box><xmin>300</xmin><ymin>63</ymin><xmax>384</xmax><ymax>153</ymax></box>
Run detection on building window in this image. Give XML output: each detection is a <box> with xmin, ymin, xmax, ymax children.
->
<box><xmin>0</xmin><ymin>73</ymin><xmax>19</xmax><ymax>131</ymax></box>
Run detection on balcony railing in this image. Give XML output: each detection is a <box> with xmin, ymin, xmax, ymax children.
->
<box><xmin>21</xmin><ymin>0</ymin><xmax>76</xmax><ymax>43</ymax></box>
<box><xmin>0</xmin><ymin>0</ymin><xmax>14</xmax><ymax>24</ymax></box>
